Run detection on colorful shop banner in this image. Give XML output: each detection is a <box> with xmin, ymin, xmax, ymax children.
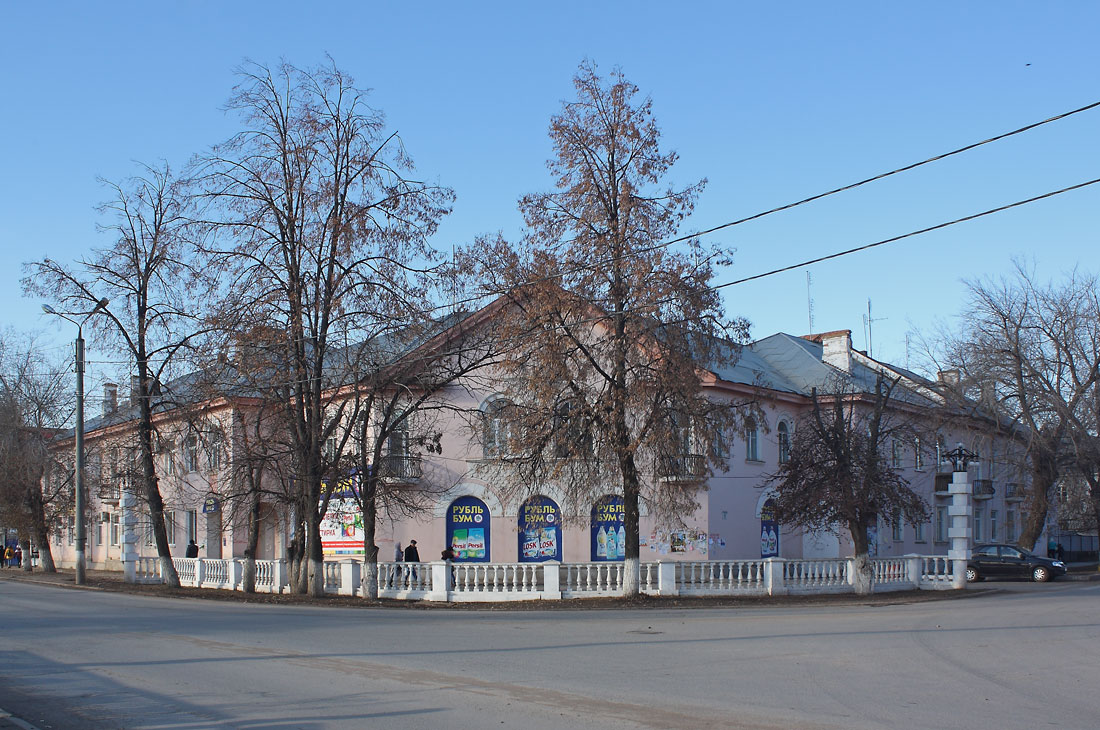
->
<box><xmin>518</xmin><ymin>495</ymin><xmax>561</xmax><ymax>562</ymax></box>
<box><xmin>320</xmin><ymin>474</ymin><xmax>364</xmax><ymax>555</ymax></box>
<box><xmin>447</xmin><ymin>496</ymin><xmax>490</xmax><ymax>562</ymax></box>
<box><xmin>760</xmin><ymin>498</ymin><xmax>779</xmax><ymax>558</ymax></box>
<box><xmin>590</xmin><ymin>495</ymin><xmax>625</xmax><ymax>561</ymax></box>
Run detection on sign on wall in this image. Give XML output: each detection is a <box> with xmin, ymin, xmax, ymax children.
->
<box><xmin>319</xmin><ymin>474</ymin><xmax>363</xmax><ymax>555</ymax></box>
<box><xmin>518</xmin><ymin>495</ymin><xmax>561</xmax><ymax>562</ymax></box>
<box><xmin>760</xmin><ymin>498</ymin><xmax>779</xmax><ymax>558</ymax></box>
<box><xmin>447</xmin><ymin>496</ymin><xmax>490</xmax><ymax>562</ymax></box>
<box><xmin>590</xmin><ymin>495</ymin><xmax>625</xmax><ymax>561</ymax></box>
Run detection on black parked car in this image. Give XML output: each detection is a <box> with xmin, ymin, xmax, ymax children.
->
<box><xmin>966</xmin><ymin>543</ymin><xmax>1067</xmax><ymax>583</ymax></box>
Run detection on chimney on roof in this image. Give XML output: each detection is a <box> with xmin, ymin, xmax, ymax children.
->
<box><xmin>937</xmin><ymin>369</ymin><xmax>960</xmax><ymax>386</ymax></box>
<box><xmin>130</xmin><ymin>375</ymin><xmax>142</xmax><ymax>402</ymax></box>
<box><xmin>820</xmin><ymin>330</ymin><xmax>853</xmax><ymax>373</ymax></box>
<box><xmin>103</xmin><ymin>383</ymin><xmax>118</xmax><ymax>416</ymax></box>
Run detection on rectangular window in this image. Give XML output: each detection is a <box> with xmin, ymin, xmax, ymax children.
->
<box><xmin>914</xmin><ymin>520</ymin><xmax>925</xmax><ymax>543</ymax></box>
<box><xmin>111</xmin><ymin>514</ymin><xmax>120</xmax><ymax>546</ymax></box>
<box><xmin>745</xmin><ymin>422</ymin><xmax>759</xmax><ymax>462</ymax></box>
<box><xmin>207</xmin><ymin>434</ymin><xmax>222</xmax><ymax>472</ymax></box>
<box><xmin>914</xmin><ymin>438</ymin><xmax>924</xmax><ymax>470</ymax></box>
<box><xmin>96</xmin><ymin>516</ymin><xmax>104</xmax><ymax>546</ymax></box>
<box><xmin>990</xmin><ymin>509</ymin><xmax>999</xmax><ymax>542</ymax></box>
<box><xmin>935</xmin><ymin>506</ymin><xmax>947</xmax><ymax>543</ymax></box>
<box><xmin>68</xmin><ymin>515</ymin><xmax>75</xmax><ymax>545</ymax></box>
<box><xmin>164</xmin><ymin>511</ymin><xmax>177</xmax><ymax>546</ymax></box>
<box><xmin>186</xmin><ymin>510</ymin><xmax>198</xmax><ymax>543</ymax></box>
<box><xmin>973</xmin><ymin>506</ymin><xmax>984</xmax><ymax>542</ymax></box>
<box><xmin>183</xmin><ymin>437</ymin><xmax>199</xmax><ymax>473</ymax></box>
<box><xmin>891</xmin><ymin>510</ymin><xmax>903</xmax><ymax>541</ymax></box>
<box><xmin>892</xmin><ymin>440</ymin><xmax>902</xmax><ymax>468</ymax></box>
<box><xmin>1006</xmin><ymin>510</ymin><xmax>1016</xmax><ymax>542</ymax></box>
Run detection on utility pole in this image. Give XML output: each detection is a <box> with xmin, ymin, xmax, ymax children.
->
<box><xmin>806</xmin><ymin>272</ymin><xmax>815</xmax><ymax>333</ymax></box>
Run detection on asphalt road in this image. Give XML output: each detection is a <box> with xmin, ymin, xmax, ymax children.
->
<box><xmin>1</xmin><ymin>579</ymin><xmax>1098</xmax><ymax>729</ymax></box>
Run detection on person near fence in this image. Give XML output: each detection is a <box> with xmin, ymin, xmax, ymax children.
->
<box><xmin>1056</xmin><ymin>543</ymin><xmax>1065</xmax><ymax>560</ymax></box>
<box><xmin>441</xmin><ymin>547</ymin><xmax>456</xmax><ymax>586</ymax></box>
<box><xmin>3</xmin><ymin>545</ymin><xmax>12</xmax><ymax>567</ymax></box>
<box><xmin>13</xmin><ymin>545</ymin><xmax>22</xmax><ymax>569</ymax></box>
<box><xmin>185</xmin><ymin>540</ymin><xmax>199</xmax><ymax>558</ymax></box>
<box><xmin>389</xmin><ymin>542</ymin><xmax>403</xmax><ymax>587</ymax></box>
<box><xmin>403</xmin><ymin>540</ymin><xmax>420</xmax><ymax>585</ymax></box>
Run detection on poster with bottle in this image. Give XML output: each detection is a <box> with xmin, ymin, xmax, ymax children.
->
<box><xmin>590</xmin><ymin>495</ymin><xmax>625</xmax><ymax>561</ymax></box>
<box><xmin>446</xmin><ymin>496</ymin><xmax>491</xmax><ymax>562</ymax></box>
<box><xmin>518</xmin><ymin>495</ymin><xmax>562</xmax><ymax>562</ymax></box>
<box><xmin>760</xmin><ymin>498</ymin><xmax>780</xmax><ymax>558</ymax></box>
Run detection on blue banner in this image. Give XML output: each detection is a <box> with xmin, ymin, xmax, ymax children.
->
<box><xmin>518</xmin><ymin>495</ymin><xmax>561</xmax><ymax>562</ymax></box>
<box><xmin>447</xmin><ymin>496</ymin><xmax>490</xmax><ymax>563</ymax></box>
<box><xmin>590</xmin><ymin>495</ymin><xmax>625</xmax><ymax>561</ymax></box>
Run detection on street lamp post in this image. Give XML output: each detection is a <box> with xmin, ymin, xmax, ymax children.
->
<box><xmin>43</xmin><ymin>299</ymin><xmax>108</xmax><ymax>585</ymax></box>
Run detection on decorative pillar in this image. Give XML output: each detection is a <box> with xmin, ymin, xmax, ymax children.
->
<box><xmin>944</xmin><ymin>444</ymin><xmax>975</xmax><ymax>589</ymax></box>
<box><xmin>121</xmin><ymin>486</ymin><xmax>138</xmax><ymax>583</ymax></box>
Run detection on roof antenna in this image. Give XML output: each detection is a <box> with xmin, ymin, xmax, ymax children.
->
<box><xmin>806</xmin><ymin>271</ymin><xmax>814</xmax><ymax>333</ymax></box>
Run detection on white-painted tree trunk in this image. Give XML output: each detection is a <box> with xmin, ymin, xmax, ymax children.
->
<box><xmin>851</xmin><ymin>552</ymin><xmax>873</xmax><ymax>595</ymax></box>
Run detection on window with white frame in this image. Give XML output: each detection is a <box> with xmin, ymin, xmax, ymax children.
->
<box><xmin>68</xmin><ymin>515</ymin><xmax>75</xmax><ymax>545</ymax></box>
<box><xmin>710</xmin><ymin>423</ymin><xmax>729</xmax><ymax>461</ymax></box>
<box><xmin>935</xmin><ymin>506</ymin><xmax>947</xmax><ymax>542</ymax></box>
<box><xmin>164</xmin><ymin>511</ymin><xmax>177</xmax><ymax>546</ymax></box>
<box><xmin>207</xmin><ymin>431</ymin><xmax>223</xmax><ymax>471</ymax></box>
<box><xmin>183</xmin><ymin>435</ymin><xmax>199</xmax><ymax>473</ymax></box>
<box><xmin>745</xmin><ymin>419</ymin><xmax>760</xmax><ymax>462</ymax></box>
<box><xmin>914</xmin><ymin>438</ymin><xmax>924</xmax><ymax>470</ymax></box>
<box><xmin>111</xmin><ymin>513</ymin><xmax>120</xmax><ymax>546</ymax></box>
<box><xmin>892</xmin><ymin>440</ymin><xmax>902</xmax><ymax>468</ymax></box>
<box><xmin>186</xmin><ymin>510</ymin><xmax>197</xmax><ymax>544</ymax></box>
<box><xmin>483</xmin><ymin>399</ymin><xmax>513</xmax><ymax>458</ymax></box>
<box><xmin>973</xmin><ymin>506</ymin><xmax>984</xmax><ymax>542</ymax></box>
<box><xmin>1006</xmin><ymin>510</ymin><xmax>1016</xmax><ymax>542</ymax></box>
<box><xmin>990</xmin><ymin>509</ymin><xmax>998</xmax><ymax>542</ymax></box>
<box><xmin>914</xmin><ymin>519</ymin><xmax>925</xmax><ymax>543</ymax></box>
<box><xmin>777</xmin><ymin>421</ymin><xmax>791</xmax><ymax>464</ymax></box>
<box><xmin>892</xmin><ymin>509</ymin><xmax>903</xmax><ymax>541</ymax></box>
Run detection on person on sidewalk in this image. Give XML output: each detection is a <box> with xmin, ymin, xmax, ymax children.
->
<box><xmin>388</xmin><ymin>542</ymin><xmax>403</xmax><ymax>588</ymax></box>
<box><xmin>13</xmin><ymin>545</ymin><xmax>22</xmax><ymax>569</ymax></box>
<box><xmin>185</xmin><ymin>540</ymin><xmax>199</xmax><ymax>558</ymax></box>
<box><xmin>403</xmin><ymin>540</ymin><xmax>420</xmax><ymax>585</ymax></box>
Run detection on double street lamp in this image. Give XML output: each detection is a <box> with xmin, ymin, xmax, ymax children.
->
<box><xmin>43</xmin><ymin>299</ymin><xmax>109</xmax><ymax>585</ymax></box>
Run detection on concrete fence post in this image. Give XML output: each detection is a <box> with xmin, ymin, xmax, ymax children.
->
<box><xmin>426</xmin><ymin>561</ymin><xmax>450</xmax><ymax>602</ymax></box>
<box><xmin>846</xmin><ymin>558</ymin><xmax>857</xmax><ymax>586</ymax></box>
<box><xmin>229</xmin><ymin>559</ymin><xmax>243</xmax><ymax>591</ymax></box>
<box><xmin>905</xmin><ymin>554</ymin><xmax>922</xmax><ymax>589</ymax></box>
<box><xmin>195</xmin><ymin>558</ymin><xmax>206</xmax><ymax>588</ymax></box>
<box><xmin>542</xmin><ymin>562</ymin><xmax>562</xmax><ymax>599</ymax></box>
<box><xmin>339</xmin><ymin>560</ymin><xmax>360</xmax><ymax>597</ymax></box>
<box><xmin>764</xmin><ymin>558</ymin><xmax>787</xmax><ymax>596</ymax></box>
<box><xmin>657</xmin><ymin>561</ymin><xmax>679</xmax><ymax>596</ymax></box>
<box><xmin>273</xmin><ymin>559</ymin><xmax>287</xmax><ymax>594</ymax></box>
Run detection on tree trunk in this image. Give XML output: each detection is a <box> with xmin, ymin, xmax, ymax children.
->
<box><xmin>306</xmin><ymin>509</ymin><xmax>325</xmax><ymax>597</ymax></box>
<box><xmin>241</xmin><ymin>489</ymin><xmax>262</xmax><ymax>594</ymax></box>
<box><xmin>137</xmin><ymin>382</ymin><xmax>180</xmax><ymax>587</ymax></box>
<box><xmin>1019</xmin><ymin>450</ymin><xmax>1058</xmax><ymax>551</ymax></box>
<box><xmin>619</xmin><ymin>454</ymin><xmax>642</xmax><ymax>597</ymax></box>
<box><xmin>361</xmin><ymin>477</ymin><xmax>379</xmax><ymax>600</ymax></box>
<box><xmin>27</xmin><ymin>488</ymin><xmax>55</xmax><ymax>573</ymax></box>
<box><xmin>19</xmin><ymin>536</ymin><xmax>32</xmax><ymax>573</ymax></box>
<box><xmin>849</xmin><ymin>522</ymin><xmax>874</xmax><ymax>595</ymax></box>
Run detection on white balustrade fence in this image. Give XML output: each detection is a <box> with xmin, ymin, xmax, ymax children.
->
<box><xmin>138</xmin><ymin>554</ymin><xmax>958</xmax><ymax>601</ymax></box>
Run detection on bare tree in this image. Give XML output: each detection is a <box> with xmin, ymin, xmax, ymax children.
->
<box><xmin>471</xmin><ymin>62</ymin><xmax>751</xmax><ymax>596</ymax></box>
<box><xmin>0</xmin><ymin>332</ymin><xmax>73</xmax><ymax>572</ymax></box>
<box><xmin>764</xmin><ymin>375</ymin><xmax>929</xmax><ymax>594</ymax></box>
<box><xmin>196</xmin><ymin>60</ymin><xmax>454</xmax><ymax>597</ymax></box>
<box><xmin>932</xmin><ymin>265</ymin><xmax>1100</xmax><ymax>550</ymax></box>
<box><xmin>24</xmin><ymin>163</ymin><xmax>206</xmax><ymax>587</ymax></box>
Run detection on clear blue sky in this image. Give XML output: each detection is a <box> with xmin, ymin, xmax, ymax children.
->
<box><xmin>2</xmin><ymin>1</ymin><xmax>1097</xmax><ymax>381</ymax></box>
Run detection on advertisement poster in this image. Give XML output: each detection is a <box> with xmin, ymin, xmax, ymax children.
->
<box><xmin>447</xmin><ymin>496</ymin><xmax>491</xmax><ymax>562</ymax></box>
<box><xmin>590</xmin><ymin>495</ymin><xmax>625</xmax><ymax>561</ymax></box>
<box><xmin>760</xmin><ymin>498</ymin><xmax>779</xmax><ymax>558</ymax></box>
<box><xmin>518</xmin><ymin>495</ymin><xmax>561</xmax><ymax>562</ymax></box>
<box><xmin>320</xmin><ymin>475</ymin><xmax>364</xmax><ymax>555</ymax></box>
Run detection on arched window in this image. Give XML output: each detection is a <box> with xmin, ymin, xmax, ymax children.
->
<box><xmin>554</xmin><ymin>400</ymin><xmax>591</xmax><ymax>458</ymax></box>
<box><xmin>777</xmin><ymin>422</ymin><xmax>790</xmax><ymax>464</ymax></box>
<box><xmin>483</xmin><ymin>399</ymin><xmax>513</xmax><ymax>458</ymax></box>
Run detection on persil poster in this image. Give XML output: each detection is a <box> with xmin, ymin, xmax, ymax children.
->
<box><xmin>518</xmin><ymin>495</ymin><xmax>561</xmax><ymax>562</ymax></box>
<box><xmin>446</xmin><ymin>496</ymin><xmax>490</xmax><ymax>562</ymax></box>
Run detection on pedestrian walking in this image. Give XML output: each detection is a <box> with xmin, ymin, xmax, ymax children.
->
<box><xmin>185</xmin><ymin>540</ymin><xmax>199</xmax><ymax>558</ymax></box>
<box><xmin>3</xmin><ymin>545</ymin><xmax>12</xmax><ymax>568</ymax></box>
<box><xmin>13</xmin><ymin>545</ymin><xmax>22</xmax><ymax>569</ymax></box>
<box><xmin>1056</xmin><ymin>543</ymin><xmax>1065</xmax><ymax>561</ymax></box>
<box><xmin>389</xmin><ymin>542</ymin><xmax>403</xmax><ymax>587</ymax></box>
<box><xmin>403</xmin><ymin>540</ymin><xmax>420</xmax><ymax>585</ymax></box>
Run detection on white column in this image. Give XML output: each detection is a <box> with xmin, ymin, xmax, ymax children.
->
<box><xmin>121</xmin><ymin>487</ymin><xmax>138</xmax><ymax>583</ymax></box>
<box><xmin>273</xmin><ymin>559</ymin><xmax>288</xmax><ymax>594</ymax></box>
<box><xmin>542</xmin><ymin>561</ymin><xmax>562</xmax><ymax>599</ymax></box>
<box><xmin>229</xmin><ymin>559</ymin><xmax>243</xmax><ymax>591</ymax></box>
<box><xmin>195</xmin><ymin>558</ymin><xmax>206</xmax><ymax>588</ymax></box>
<box><xmin>339</xmin><ymin>560</ymin><xmax>360</xmax><ymax>597</ymax></box>
<box><xmin>426</xmin><ymin>561</ymin><xmax>450</xmax><ymax>602</ymax></box>
<box><xmin>764</xmin><ymin>557</ymin><xmax>787</xmax><ymax>595</ymax></box>
<box><xmin>904</xmin><ymin>554</ymin><xmax>922</xmax><ymax>589</ymax></box>
<box><xmin>948</xmin><ymin>470</ymin><xmax>972</xmax><ymax>589</ymax></box>
<box><xmin>656</xmin><ymin>561</ymin><xmax>679</xmax><ymax>596</ymax></box>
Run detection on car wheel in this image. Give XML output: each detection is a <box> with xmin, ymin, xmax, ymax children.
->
<box><xmin>965</xmin><ymin>567</ymin><xmax>980</xmax><ymax>582</ymax></box>
<box><xmin>1032</xmin><ymin>566</ymin><xmax>1050</xmax><ymax>582</ymax></box>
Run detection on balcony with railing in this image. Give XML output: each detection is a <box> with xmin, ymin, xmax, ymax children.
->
<box><xmin>972</xmin><ymin>479</ymin><xmax>995</xmax><ymax>500</ymax></box>
<box><xmin>1005</xmin><ymin>483</ymin><xmax>1025</xmax><ymax>502</ymax></box>
<box><xmin>657</xmin><ymin>453</ymin><xmax>706</xmax><ymax>482</ymax></box>
<box><xmin>97</xmin><ymin>484</ymin><xmax>121</xmax><ymax>504</ymax></box>
<box><xmin>377</xmin><ymin>453</ymin><xmax>422</xmax><ymax>484</ymax></box>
